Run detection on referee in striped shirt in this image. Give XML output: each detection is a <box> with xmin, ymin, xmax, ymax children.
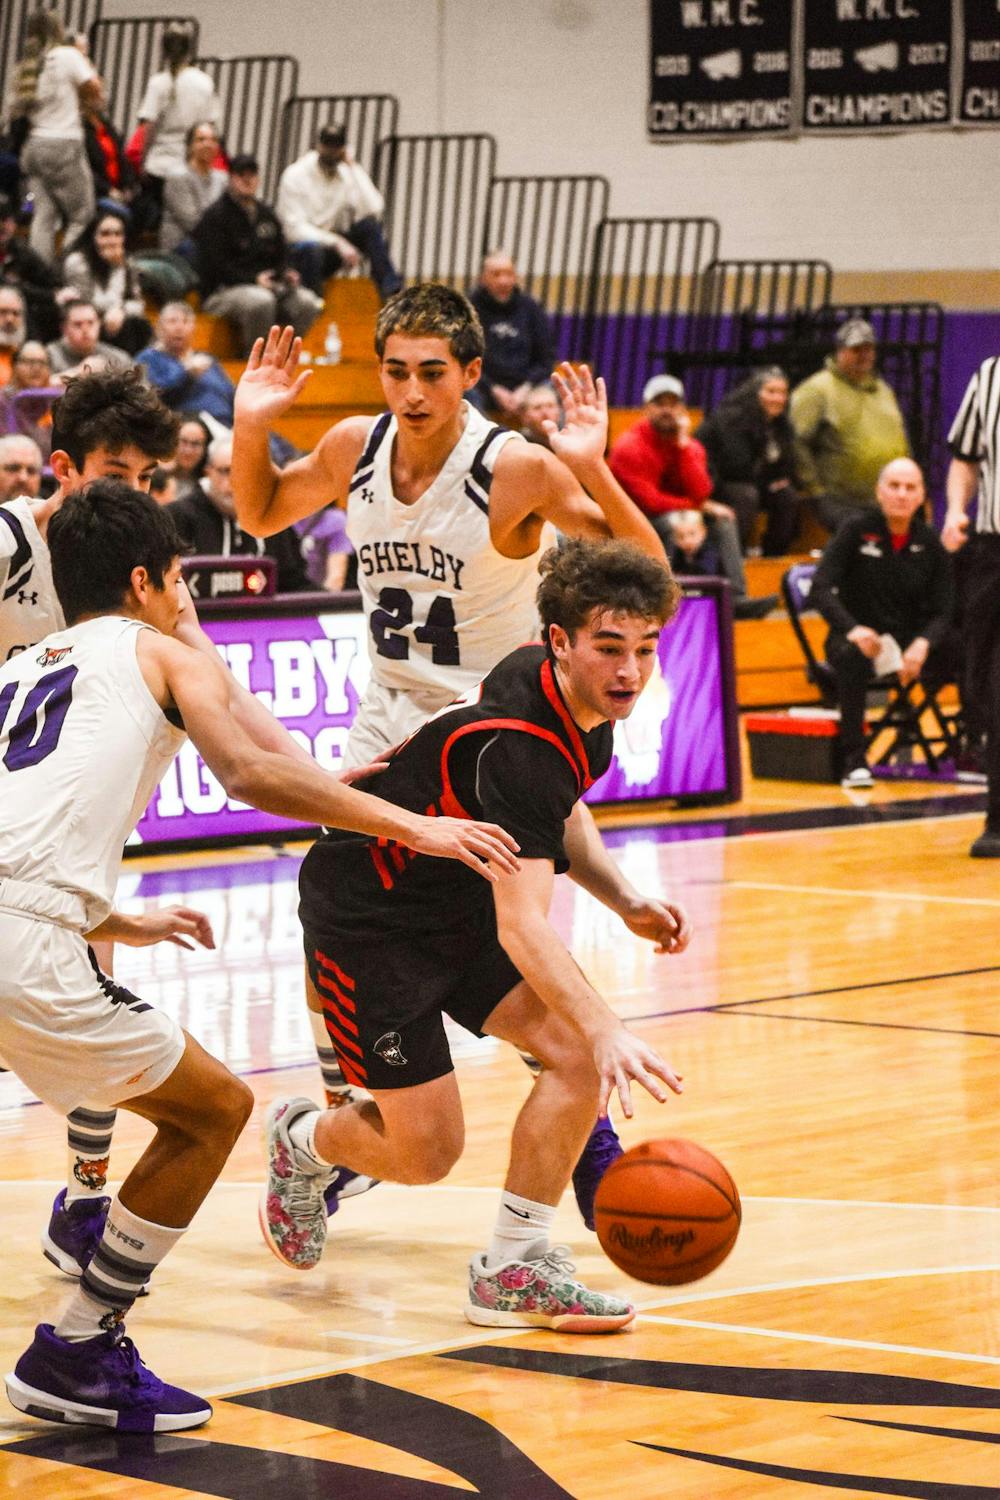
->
<box><xmin>944</xmin><ymin>355</ymin><xmax>1000</xmax><ymax>856</ymax></box>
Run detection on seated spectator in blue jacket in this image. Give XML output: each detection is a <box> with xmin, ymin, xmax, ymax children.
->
<box><xmin>696</xmin><ymin>367</ymin><xmax>804</xmax><ymax>556</ymax></box>
<box><xmin>137</xmin><ymin>301</ymin><xmax>235</xmax><ymax>426</ymax></box>
<box><xmin>811</xmin><ymin>457</ymin><xmax>955</xmax><ymax>789</ymax></box>
<box><xmin>467</xmin><ymin>251</ymin><xmax>555</xmax><ymax>419</ymax></box>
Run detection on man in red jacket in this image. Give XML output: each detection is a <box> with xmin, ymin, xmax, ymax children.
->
<box><xmin>609</xmin><ymin>375</ymin><xmax>776</xmax><ymax>618</ymax></box>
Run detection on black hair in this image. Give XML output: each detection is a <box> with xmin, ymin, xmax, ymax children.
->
<box><xmin>174</xmin><ymin>414</ymin><xmax>212</xmax><ymax>480</ymax></box>
<box><xmin>536</xmin><ymin>538</ymin><xmax>679</xmax><ymax>642</ymax></box>
<box><xmin>66</xmin><ymin>206</ymin><xmax>131</xmax><ymax>288</ymax></box>
<box><xmin>48</xmin><ymin>479</ymin><xmax>182</xmax><ymax>622</ymax></box>
<box><xmin>229</xmin><ymin>153</ymin><xmax>259</xmax><ymax>176</ymax></box>
<box><xmin>374</xmin><ymin>282</ymin><xmax>484</xmax><ymax>366</ymax></box>
<box><xmin>161</xmin><ymin>22</ymin><xmax>194</xmax><ymax>73</ymax></box>
<box><xmin>318</xmin><ymin>123</ymin><xmax>346</xmax><ymax>149</ymax></box>
<box><xmin>185</xmin><ymin>118</ymin><xmax>218</xmax><ymax>151</ymax></box>
<box><xmin>51</xmin><ymin>366</ymin><xmax>178</xmax><ymax>470</ymax></box>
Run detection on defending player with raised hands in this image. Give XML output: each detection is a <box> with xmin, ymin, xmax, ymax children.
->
<box><xmin>0</xmin><ymin>481</ymin><xmax>518</xmax><ymax>1433</ymax></box>
<box><xmin>232</xmin><ymin>289</ymin><xmax>688</xmax><ymax>1227</ymax></box>
<box><xmin>261</xmin><ymin>538</ymin><xmax>685</xmax><ymax>1334</ymax></box>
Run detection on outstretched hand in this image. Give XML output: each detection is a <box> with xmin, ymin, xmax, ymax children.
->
<box><xmin>405</xmin><ymin>817</ymin><xmax>521</xmax><ymax>883</ymax></box>
<box><xmin>125</xmin><ymin>906</ymin><xmax>216</xmax><ymax>951</ymax></box>
<box><xmin>546</xmin><ymin>362</ymin><xmax>608</xmax><ymax>468</ymax></box>
<box><xmin>234</xmin><ymin>325</ymin><xmax>312</xmax><ymax>427</ymax></box>
<box><xmin>593</xmin><ymin>1025</ymin><xmax>683</xmax><ymax>1118</ymax></box>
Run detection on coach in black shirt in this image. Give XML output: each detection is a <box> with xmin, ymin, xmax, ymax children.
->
<box><xmin>811</xmin><ymin>457</ymin><xmax>954</xmax><ymax>788</ymax></box>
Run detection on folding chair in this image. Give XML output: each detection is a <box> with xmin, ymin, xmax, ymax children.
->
<box><xmin>781</xmin><ymin>563</ymin><xmax>964</xmax><ymax>772</ymax></box>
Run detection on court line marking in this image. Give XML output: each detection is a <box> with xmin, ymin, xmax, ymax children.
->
<box><xmin>608</xmin><ymin>808</ymin><xmax>984</xmax><ymax>854</ymax></box>
<box><xmin>650</xmin><ymin>1263</ymin><xmax>1000</xmax><ymax>1308</ymax></box>
<box><xmin>728</xmin><ymin>879</ymin><xmax>1000</xmax><ymax>909</ymax></box>
<box><xmin>638</xmin><ymin>1314</ymin><xmax>1000</xmax><ymax>1367</ymax></box>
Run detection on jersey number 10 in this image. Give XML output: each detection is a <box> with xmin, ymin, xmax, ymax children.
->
<box><xmin>370</xmin><ymin>587</ymin><xmax>460</xmax><ymax>665</ymax></box>
<box><xmin>0</xmin><ymin>664</ymin><xmax>78</xmax><ymax>771</ymax></box>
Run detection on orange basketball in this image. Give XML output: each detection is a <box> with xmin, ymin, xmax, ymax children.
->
<box><xmin>594</xmin><ymin>1137</ymin><xmax>741</xmax><ymax>1285</ymax></box>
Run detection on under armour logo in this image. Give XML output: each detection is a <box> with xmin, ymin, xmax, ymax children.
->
<box><xmin>18</xmin><ymin>590</ymin><xmax>37</xmax><ymax>606</ymax></box>
<box><xmin>361</xmin><ymin>487</ymin><xmax>374</xmax><ymax>503</ymax></box>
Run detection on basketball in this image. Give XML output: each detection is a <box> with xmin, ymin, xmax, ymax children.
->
<box><xmin>593</xmin><ymin>1138</ymin><xmax>741</xmax><ymax>1286</ymax></box>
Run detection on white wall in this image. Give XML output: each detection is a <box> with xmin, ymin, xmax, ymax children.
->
<box><xmin>103</xmin><ymin>0</ymin><xmax>1000</xmax><ymax>275</ymax></box>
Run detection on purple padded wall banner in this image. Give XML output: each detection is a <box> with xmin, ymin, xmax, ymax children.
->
<box><xmin>131</xmin><ymin>587</ymin><xmax>740</xmax><ymax>854</ymax></box>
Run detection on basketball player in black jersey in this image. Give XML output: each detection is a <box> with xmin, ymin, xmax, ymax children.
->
<box><xmin>261</xmin><ymin>538</ymin><xmax>688</xmax><ymax>1331</ymax></box>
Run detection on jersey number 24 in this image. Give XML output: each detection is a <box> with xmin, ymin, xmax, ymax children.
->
<box><xmin>370</xmin><ymin>588</ymin><xmax>460</xmax><ymax>665</ymax></box>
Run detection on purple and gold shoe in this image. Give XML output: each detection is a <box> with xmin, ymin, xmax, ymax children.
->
<box><xmin>41</xmin><ymin>1190</ymin><xmax>109</xmax><ymax>1279</ymax></box>
<box><xmin>5</xmin><ymin>1323</ymin><xmax>211</xmax><ymax>1431</ymax></box>
<box><xmin>259</xmin><ymin>1097</ymin><xmax>332</xmax><ymax>1271</ymax></box>
<box><xmin>466</xmin><ymin>1245</ymin><xmax>634</xmax><ymax>1333</ymax></box>
<box><xmin>572</xmin><ymin>1115</ymin><xmax>624</xmax><ymax>1231</ymax></box>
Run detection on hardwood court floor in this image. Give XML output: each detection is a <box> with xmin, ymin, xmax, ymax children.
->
<box><xmin>1</xmin><ymin>776</ymin><xmax>998</xmax><ymax>1497</ymax></box>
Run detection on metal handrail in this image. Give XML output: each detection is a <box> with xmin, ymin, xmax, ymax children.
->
<box><xmin>375</xmin><ymin>133</ymin><xmax>496</xmax><ymax>289</ymax></box>
<box><xmin>275</xmin><ymin>94</ymin><xmax>399</xmax><ymax>185</ymax></box>
<box><xmin>88</xmin><ymin>15</ymin><xmax>200</xmax><ymax>137</ymax></box>
<box><xmin>198</xmin><ymin>55</ymin><xmax>298</xmax><ymax>201</ymax></box>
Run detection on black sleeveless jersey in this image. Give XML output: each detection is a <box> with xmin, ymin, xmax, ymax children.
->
<box><xmin>299</xmin><ymin>644</ymin><xmax>613</xmax><ymax>940</ymax></box>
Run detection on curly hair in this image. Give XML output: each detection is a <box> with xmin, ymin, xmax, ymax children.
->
<box><xmin>536</xmin><ymin>538</ymin><xmax>679</xmax><ymax>641</ymax></box>
<box><xmin>51</xmin><ymin>367</ymin><xmax>178</xmax><ymax>469</ymax></box>
<box><xmin>374</xmin><ymin>283</ymin><xmax>484</xmax><ymax>366</ymax></box>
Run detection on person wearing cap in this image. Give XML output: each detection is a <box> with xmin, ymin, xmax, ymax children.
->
<box><xmin>608</xmin><ymin>373</ymin><xmax>776</xmax><ymax>618</ymax></box>
<box><xmin>276</xmin><ymin>125</ymin><xmax>402</xmax><ymax>301</ymax></box>
<box><xmin>790</xmin><ymin>318</ymin><xmax>910</xmax><ymax>534</ymax></box>
<box><xmin>191</xmin><ymin>155</ymin><xmax>322</xmax><ymax>357</ymax></box>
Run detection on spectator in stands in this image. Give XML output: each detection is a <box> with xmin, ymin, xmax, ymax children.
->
<box><xmin>192</xmin><ymin>154</ymin><xmax>322</xmax><ymax>358</ymax></box>
<box><xmin>811</xmin><ymin>457</ymin><xmax>954</xmax><ymax>789</ymax></box>
<box><xmin>0</xmin><ymin>433</ymin><xmax>43</xmax><ymax>502</ymax></box>
<box><xmin>137</xmin><ymin>301</ymin><xmax>235</xmax><ymax>427</ymax></box>
<box><xmin>148</xmin><ymin>464</ymin><xmax>178</xmax><ymax>506</ymax></box>
<box><xmin>160</xmin><ymin>121</ymin><xmax>227</xmax><ymax>254</ymax></box>
<box><xmin>133</xmin><ymin>23</ymin><xmax>220</xmax><ymax>235</ymax></box>
<box><xmin>167</xmin><ymin>435</ymin><xmax>309</xmax><ymax>592</ymax></box>
<box><xmin>609</xmin><ymin>374</ymin><xmax>777</xmax><ymax>619</ymax></box>
<box><xmin>0</xmin><ymin>285</ymin><xmax>27</xmax><ymax>384</ymax></box>
<box><xmin>696</xmin><ymin>367</ymin><xmax>804</xmax><ymax>556</ymax></box>
<box><xmin>46</xmin><ymin>298</ymin><xmax>131</xmax><ymax>378</ymax></box>
<box><xmin>61</xmin><ymin>210</ymin><xmax>152</xmax><ymax>355</ymax></box>
<box><xmin>791</xmin><ymin>318</ymin><xmax>910</xmax><ymax>534</ymax></box>
<box><xmin>0</xmin><ymin>340</ymin><xmax>55</xmax><ymax>459</ymax></box>
<box><xmin>294</xmin><ymin>505</ymin><xmax>355</xmax><ymax>592</ymax></box>
<box><xmin>520</xmin><ymin>382</ymin><xmax>562</xmax><ymax>448</ymax></box>
<box><xmin>665</xmin><ymin>509</ymin><xmax>723</xmax><ymax>582</ymax></box>
<box><xmin>16</xmin><ymin>10</ymin><xmax>99</xmax><ymax>262</ymax></box>
<box><xmin>0</xmin><ymin>193</ymin><xmax>62</xmax><ymax>342</ymax></box>
<box><xmin>467</xmin><ymin>251</ymin><xmax>555</xmax><ymax>418</ymax></box>
<box><xmin>277</xmin><ymin>123</ymin><xmax>402</xmax><ymax>301</ymax></box>
<box><xmin>171</xmin><ymin>415</ymin><xmax>212</xmax><ymax>498</ymax></box>
<box><xmin>82</xmin><ymin>76</ymin><xmax>138</xmax><ymax>223</ymax></box>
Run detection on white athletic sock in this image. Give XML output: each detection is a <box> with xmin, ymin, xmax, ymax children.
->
<box><xmin>55</xmin><ymin>1201</ymin><xmax>184</xmax><ymax>1342</ymax></box>
<box><xmin>65</xmin><ymin>1107</ymin><xmax>116</xmax><ymax>1200</ymax></box>
<box><xmin>288</xmin><ymin>1109</ymin><xmax>335</xmax><ymax>1170</ymax></box>
<box><xmin>484</xmin><ymin>1192</ymin><xmax>557</xmax><ymax>1270</ymax></box>
<box><xmin>309</xmin><ymin>1010</ymin><xmax>354</xmax><ymax>1106</ymax></box>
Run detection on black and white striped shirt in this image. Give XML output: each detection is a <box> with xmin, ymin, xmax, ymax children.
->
<box><xmin>948</xmin><ymin>355</ymin><xmax>1000</xmax><ymax>535</ymax></box>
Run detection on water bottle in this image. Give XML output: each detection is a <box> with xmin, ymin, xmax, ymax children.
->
<box><xmin>317</xmin><ymin>321</ymin><xmax>341</xmax><ymax>366</ymax></box>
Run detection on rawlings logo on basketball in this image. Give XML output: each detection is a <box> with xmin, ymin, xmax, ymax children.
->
<box><xmin>73</xmin><ymin>1155</ymin><xmax>109</xmax><ymax>1191</ymax></box>
<box><xmin>36</xmin><ymin>645</ymin><xmax>73</xmax><ymax>667</ymax></box>
<box><xmin>373</xmin><ymin>1031</ymin><xmax>407</xmax><ymax>1066</ymax></box>
<box><xmin>608</xmin><ymin>1223</ymin><xmax>696</xmax><ymax>1258</ymax></box>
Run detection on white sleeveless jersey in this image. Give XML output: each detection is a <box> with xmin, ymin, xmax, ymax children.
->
<box><xmin>0</xmin><ymin>498</ymin><xmax>64</xmax><ymax>663</ymax></box>
<box><xmin>0</xmin><ymin>616</ymin><xmax>185</xmax><ymax>930</ymax></box>
<box><xmin>346</xmin><ymin>404</ymin><xmax>544</xmax><ymax>696</ymax></box>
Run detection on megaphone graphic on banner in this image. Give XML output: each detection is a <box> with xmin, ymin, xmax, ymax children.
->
<box><xmin>700</xmin><ymin>49</ymin><xmax>742</xmax><ymax>82</ymax></box>
<box><xmin>854</xmin><ymin>41</ymin><xmax>900</xmax><ymax>73</ymax></box>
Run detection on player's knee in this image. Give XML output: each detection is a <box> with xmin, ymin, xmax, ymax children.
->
<box><xmin>193</xmin><ymin>1072</ymin><xmax>254</xmax><ymax>1145</ymax></box>
<box><xmin>396</xmin><ymin>1120</ymin><xmax>464</xmax><ymax>1183</ymax></box>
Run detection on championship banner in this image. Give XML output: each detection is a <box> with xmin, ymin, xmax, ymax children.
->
<box><xmin>802</xmin><ymin>0</ymin><xmax>953</xmax><ymax>133</ymax></box>
<box><xmin>957</xmin><ymin>0</ymin><xmax>1000</xmax><ymax>126</ymax></box>
<box><xmin>648</xmin><ymin>0</ymin><xmax>794</xmax><ymax>141</ymax></box>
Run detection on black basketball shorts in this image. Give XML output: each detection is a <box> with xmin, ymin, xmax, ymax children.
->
<box><xmin>303</xmin><ymin>916</ymin><xmax>523</xmax><ymax>1092</ymax></box>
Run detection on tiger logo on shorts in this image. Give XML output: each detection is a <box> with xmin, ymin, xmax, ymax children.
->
<box><xmin>374</xmin><ymin>1031</ymin><xmax>407</xmax><ymax>1066</ymax></box>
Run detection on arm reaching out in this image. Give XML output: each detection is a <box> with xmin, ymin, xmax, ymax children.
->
<box><xmin>88</xmin><ymin>906</ymin><xmax>216</xmax><ymax>951</ymax></box>
<box><xmin>140</xmin><ymin>631</ymin><xmax>521</xmax><ymax>883</ymax></box>
<box><xmin>492</xmin><ymin>858</ymin><xmax>683</xmax><ymax>1117</ymax></box>
<box><xmin>563</xmin><ymin>802</ymin><xmax>691</xmax><ymax>954</ymax></box>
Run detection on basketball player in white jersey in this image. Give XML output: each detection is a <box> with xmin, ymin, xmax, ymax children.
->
<box><xmin>231</xmin><ymin>286</ymin><xmax>692</xmax><ymax>1228</ymax></box>
<box><xmin>0</xmin><ymin>367</ymin><xmax>397</xmax><ymax>1294</ymax></box>
<box><xmin>1</xmin><ymin>481</ymin><xmax>519</xmax><ymax>1430</ymax></box>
